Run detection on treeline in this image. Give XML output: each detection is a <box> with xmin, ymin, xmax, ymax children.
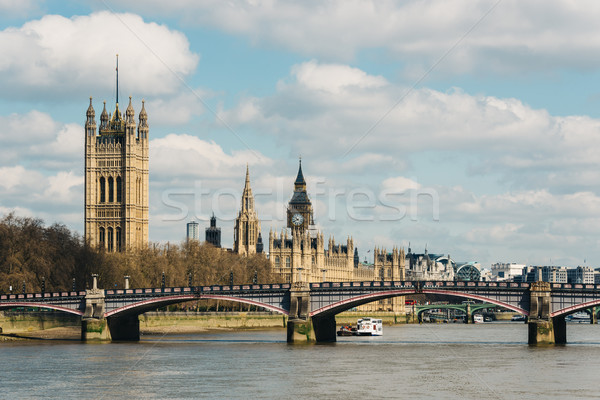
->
<box><xmin>0</xmin><ymin>214</ymin><xmax>273</xmax><ymax>294</ymax></box>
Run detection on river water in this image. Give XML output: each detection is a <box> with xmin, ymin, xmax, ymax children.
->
<box><xmin>2</xmin><ymin>321</ymin><xmax>600</xmax><ymax>399</ymax></box>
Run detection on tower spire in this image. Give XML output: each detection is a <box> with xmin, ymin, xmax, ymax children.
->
<box><xmin>116</xmin><ymin>54</ymin><xmax>119</xmax><ymax>105</ymax></box>
<box><xmin>294</xmin><ymin>157</ymin><xmax>306</xmax><ymax>189</ymax></box>
<box><xmin>245</xmin><ymin>163</ymin><xmax>250</xmax><ymax>187</ymax></box>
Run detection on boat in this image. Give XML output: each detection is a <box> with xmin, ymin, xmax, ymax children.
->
<box><xmin>511</xmin><ymin>314</ymin><xmax>526</xmax><ymax>322</ymax></box>
<box><xmin>356</xmin><ymin>317</ymin><xmax>383</xmax><ymax>336</ymax></box>
<box><xmin>473</xmin><ymin>314</ymin><xmax>484</xmax><ymax>323</ymax></box>
<box><xmin>336</xmin><ymin>325</ymin><xmax>357</xmax><ymax>336</ymax></box>
<box><xmin>566</xmin><ymin>311</ymin><xmax>590</xmax><ymax>323</ymax></box>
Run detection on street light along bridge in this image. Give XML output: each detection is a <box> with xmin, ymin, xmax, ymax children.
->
<box><xmin>1</xmin><ymin>277</ymin><xmax>599</xmax><ymax>344</ymax></box>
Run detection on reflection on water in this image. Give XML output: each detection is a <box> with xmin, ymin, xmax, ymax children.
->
<box><xmin>3</xmin><ymin>322</ymin><xmax>600</xmax><ymax>400</ymax></box>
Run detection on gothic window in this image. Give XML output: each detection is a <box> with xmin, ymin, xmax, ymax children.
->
<box><xmin>116</xmin><ymin>176</ymin><xmax>122</xmax><ymax>202</ymax></box>
<box><xmin>99</xmin><ymin>227</ymin><xmax>105</xmax><ymax>248</ymax></box>
<box><xmin>286</xmin><ymin>257</ymin><xmax>291</xmax><ymax>268</ymax></box>
<box><xmin>99</xmin><ymin>177</ymin><xmax>106</xmax><ymax>203</ymax></box>
<box><xmin>107</xmin><ymin>227</ymin><xmax>114</xmax><ymax>252</ymax></box>
<box><xmin>108</xmin><ymin>177</ymin><xmax>114</xmax><ymax>202</ymax></box>
<box><xmin>275</xmin><ymin>256</ymin><xmax>280</xmax><ymax>268</ymax></box>
<box><xmin>116</xmin><ymin>227</ymin><xmax>121</xmax><ymax>252</ymax></box>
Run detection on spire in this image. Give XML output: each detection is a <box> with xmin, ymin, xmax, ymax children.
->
<box><xmin>241</xmin><ymin>164</ymin><xmax>254</xmax><ymax>212</ymax></box>
<box><xmin>294</xmin><ymin>157</ymin><xmax>306</xmax><ymax>188</ymax></box>
<box><xmin>86</xmin><ymin>97</ymin><xmax>95</xmax><ymax>117</ymax></box>
<box><xmin>245</xmin><ymin>163</ymin><xmax>250</xmax><ymax>186</ymax></box>
<box><xmin>100</xmin><ymin>101</ymin><xmax>108</xmax><ymax>129</ymax></box>
<box><xmin>126</xmin><ymin>96</ymin><xmax>135</xmax><ymax>123</ymax></box>
<box><xmin>115</xmin><ymin>54</ymin><xmax>119</xmax><ymax>105</ymax></box>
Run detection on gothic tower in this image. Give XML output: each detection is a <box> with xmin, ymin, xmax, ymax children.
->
<box><xmin>234</xmin><ymin>165</ymin><xmax>261</xmax><ymax>255</ymax></box>
<box><xmin>287</xmin><ymin>158</ymin><xmax>314</xmax><ymax>233</ymax></box>
<box><xmin>84</xmin><ymin>90</ymin><xmax>149</xmax><ymax>251</ymax></box>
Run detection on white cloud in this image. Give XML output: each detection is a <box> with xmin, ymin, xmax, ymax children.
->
<box><xmin>219</xmin><ymin>61</ymin><xmax>600</xmax><ymax>193</ymax></box>
<box><xmin>150</xmin><ymin>133</ymin><xmax>272</xmax><ymax>179</ymax></box>
<box><xmin>121</xmin><ymin>0</ymin><xmax>600</xmax><ymax>75</ymax></box>
<box><xmin>0</xmin><ymin>0</ymin><xmax>38</xmax><ymax>17</ymax></box>
<box><xmin>0</xmin><ymin>11</ymin><xmax>199</xmax><ymax>100</ymax></box>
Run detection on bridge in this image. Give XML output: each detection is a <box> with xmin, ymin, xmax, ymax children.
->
<box><xmin>414</xmin><ymin>302</ymin><xmax>499</xmax><ymax>322</ymax></box>
<box><xmin>1</xmin><ymin>277</ymin><xmax>600</xmax><ymax>345</ymax></box>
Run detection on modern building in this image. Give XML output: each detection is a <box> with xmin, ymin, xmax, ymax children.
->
<box><xmin>491</xmin><ymin>262</ymin><xmax>526</xmax><ymax>281</ymax></box>
<box><xmin>205</xmin><ymin>214</ymin><xmax>221</xmax><ymax>248</ymax></box>
<box><xmin>233</xmin><ymin>165</ymin><xmax>261</xmax><ymax>256</ymax></box>
<box><xmin>84</xmin><ymin>92</ymin><xmax>149</xmax><ymax>252</ymax></box>
<box><xmin>567</xmin><ymin>266</ymin><xmax>594</xmax><ymax>284</ymax></box>
<box><xmin>520</xmin><ymin>266</ymin><xmax>568</xmax><ymax>283</ymax></box>
<box><xmin>186</xmin><ymin>221</ymin><xmax>200</xmax><ymax>242</ymax></box>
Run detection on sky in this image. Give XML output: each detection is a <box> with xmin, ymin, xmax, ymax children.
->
<box><xmin>2</xmin><ymin>0</ymin><xmax>600</xmax><ymax>268</ymax></box>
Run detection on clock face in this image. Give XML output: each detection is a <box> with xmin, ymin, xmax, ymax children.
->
<box><xmin>292</xmin><ymin>213</ymin><xmax>304</xmax><ymax>226</ymax></box>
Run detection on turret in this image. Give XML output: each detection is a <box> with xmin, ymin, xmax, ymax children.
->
<box><xmin>100</xmin><ymin>101</ymin><xmax>109</xmax><ymax>130</ymax></box>
<box><xmin>138</xmin><ymin>100</ymin><xmax>148</xmax><ymax>140</ymax></box>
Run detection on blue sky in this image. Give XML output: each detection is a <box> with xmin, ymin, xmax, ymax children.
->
<box><xmin>2</xmin><ymin>0</ymin><xmax>600</xmax><ymax>268</ymax></box>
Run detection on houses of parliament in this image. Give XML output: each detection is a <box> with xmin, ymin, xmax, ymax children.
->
<box><xmin>84</xmin><ymin>92</ymin><xmax>404</xmax><ymax>311</ymax></box>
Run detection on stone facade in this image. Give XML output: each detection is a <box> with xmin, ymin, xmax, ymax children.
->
<box><xmin>84</xmin><ymin>97</ymin><xmax>149</xmax><ymax>251</ymax></box>
<box><xmin>405</xmin><ymin>248</ymin><xmax>455</xmax><ymax>281</ymax></box>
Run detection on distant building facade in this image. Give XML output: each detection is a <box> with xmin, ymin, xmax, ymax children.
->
<box><xmin>405</xmin><ymin>248</ymin><xmax>454</xmax><ymax>281</ymax></box>
<box><xmin>205</xmin><ymin>214</ymin><xmax>221</xmax><ymax>248</ymax></box>
<box><xmin>567</xmin><ymin>266</ymin><xmax>594</xmax><ymax>284</ymax></box>
<box><xmin>84</xmin><ymin>95</ymin><xmax>149</xmax><ymax>252</ymax></box>
<box><xmin>491</xmin><ymin>263</ymin><xmax>526</xmax><ymax>281</ymax></box>
<box><xmin>186</xmin><ymin>221</ymin><xmax>200</xmax><ymax>241</ymax></box>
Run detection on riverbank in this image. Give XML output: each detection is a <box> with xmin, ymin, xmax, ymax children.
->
<box><xmin>0</xmin><ymin>311</ymin><xmax>412</xmax><ymax>339</ymax></box>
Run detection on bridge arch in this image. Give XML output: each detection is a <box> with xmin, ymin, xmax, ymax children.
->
<box><xmin>551</xmin><ymin>299</ymin><xmax>600</xmax><ymax>318</ymax></box>
<box><xmin>310</xmin><ymin>289</ymin><xmax>529</xmax><ymax>318</ymax></box>
<box><xmin>105</xmin><ymin>294</ymin><xmax>288</xmax><ymax>318</ymax></box>
<box><xmin>0</xmin><ymin>302</ymin><xmax>84</xmax><ymax>316</ymax></box>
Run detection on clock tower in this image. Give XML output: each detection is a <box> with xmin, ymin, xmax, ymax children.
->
<box><xmin>287</xmin><ymin>158</ymin><xmax>313</xmax><ymax>233</ymax></box>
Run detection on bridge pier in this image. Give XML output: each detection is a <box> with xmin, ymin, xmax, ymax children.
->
<box><xmin>527</xmin><ymin>281</ymin><xmax>566</xmax><ymax>345</ymax></box>
<box><xmin>465</xmin><ymin>303</ymin><xmax>471</xmax><ymax>324</ymax></box>
<box><xmin>286</xmin><ymin>282</ymin><xmax>336</xmax><ymax>343</ymax></box>
<box><xmin>81</xmin><ymin>319</ymin><xmax>111</xmax><ymax>340</ymax></box>
<box><xmin>107</xmin><ymin>315</ymin><xmax>140</xmax><ymax>341</ymax></box>
<box><xmin>591</xmin><ymin>307</ymin><xmax>597</xmax><ymax>325</ymax></box>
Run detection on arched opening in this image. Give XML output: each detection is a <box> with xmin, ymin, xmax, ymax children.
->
<box><xmin>99</xmin><ymin>177</ymin><xmax>106</xmax><ymax>203</ymax></box>
<box><xmin>99</xmin><ymin>227</ymin><xmax>105</xmax><ymax>249</ymax></box>
<box><xmin>116</xmin><ymin>176</ymin><xmax>122</xmax><ymax>202</ymax></box>
<box><xmin>107</xmin><ymin>227</ymin><xmax>114</xmax><ymax>252</ymax></box>
<box><xmin>116</xmin><ymin>227</ymin><xmax>122</xmax><ymax>252</ymax></box>
<box><xmin>108</xmin><ymin>177</ymin><xmax>114</xmax><ymax>202</ymax></box>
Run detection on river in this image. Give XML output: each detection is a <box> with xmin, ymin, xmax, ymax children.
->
<box><xmin>2</xmin><ymin>321</ymin><xmax>600</xmax><ymax>399</ymax></box>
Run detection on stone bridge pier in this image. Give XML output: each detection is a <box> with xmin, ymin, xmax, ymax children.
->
<box><xmin>286</xmin><ymin>283</ymin><xmax>336</xmax><ymax>343</ymax></box>
<box><xmin>528</xmin><ymin>281</ymin><xmax>566</xmax><ymax>345</ymax></box>
<box><xmin>81</xmin><ymin>275</ymin><xmax>140</xmax><ymax>341</ymax></box>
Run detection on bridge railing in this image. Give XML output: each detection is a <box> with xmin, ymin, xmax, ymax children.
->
<box><xmin>308</xmin><ymin>281</ymin><xmax>537</xmax><ymax>290</ymax></box>
<box><xmin>104</xmin><ymin>283</ymin><xmax>292</xmax><ymax>296</ymax></box>
<box><xmin>0</xmin><ymin>291</ymin><xmax>85</xmax><ymax>301</ymax></box>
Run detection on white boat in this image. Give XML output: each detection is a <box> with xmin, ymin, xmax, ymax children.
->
<box><xmin>567</xmin><ymin>311</ymin><xmax>590</xmax><ymax>323</ymax></box>
<box><xmin>473</xmin><ymin>314</ymin><xmax>484</xmax><ymax>323</ymax></box>
<box><xmin>356</xmin><ymin>317</ymin><xmax>383</xmax><ymax>336</ymax></box>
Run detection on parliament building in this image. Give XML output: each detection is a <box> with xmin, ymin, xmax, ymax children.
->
<box><xmin>233</xmin><ymin>160</ymin><xmax>405</xmax><ymax>312</ymax></box>
<box><xmin>84</xmin><ymin>96</ymin><xmax>149</xmax><ymax>251</ymax></box>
